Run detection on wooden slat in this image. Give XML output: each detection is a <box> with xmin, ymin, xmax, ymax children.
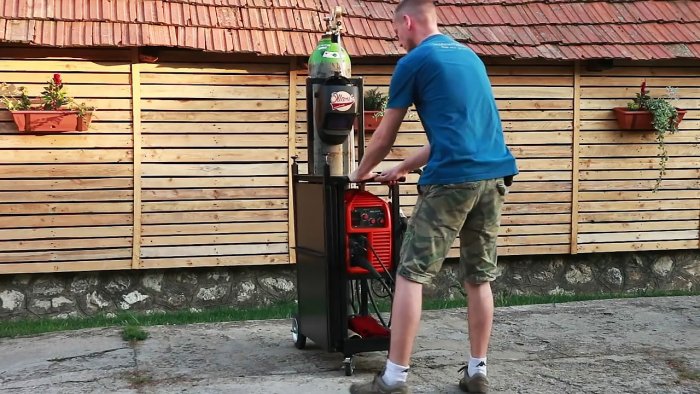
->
<box><xmin>0</xmin><ymin>178</ymin><xmax>133</xmax><ymax>191</ymax></box>
<box><xmin>579</xmin><ymin>200</ymin><xmax>699</xmax><ymax>212</ymax></box>
<box><xmin>143</xmin><ymin>233</ymin><xmax>287</xmax><ymax>246</ymax></box>
<box><xmin>141</xmin><ymin>163</ymin><xmax>286</xmax><ymax>176</ymax></box>
<box><xmin>0</xmin><ymin>202</ymin><xmax>132</xmax><ymax>214</ymax></box>
<box><xmin>142</xmin><ymin>199</ymin><xmax>287</xmax><ymax>212</ymax></box>
<box><xmin>0</xmin><ymin>135</ymin><xmax>132</xmax><ymax>148</ymax></box>
<box><xmin>141</xmin><ymin>222</ymin><xmax>287</xmax><ymax>236</ymax></box>
<box><xmin>142</xmin><ymin>187</ymin><xmax>287</xmax><ymax>200</ymax></box>
<box><xmin>0</xmin><ymin>150</ymin><xmax>133</xmax><ymax>163</ymax></box>
<box><xmin>142</xmin><ymin>122</ymin><xmax>288</xmax><ymax>133</ymax></box>
<box><xmin>0</xmin><ymin>213</ymin><xmax>132</xmax><ymax>228</ymax></box>
<box><xmin>140</xmin><ymin>254</ymin><xmax>287</xmax><ymax>268</ymax></box>
<box><xmin>0</xmin><ymin>60</ymin><xmax>131</xmax><ymax>72</ymax></box>
<box><xmin>579</xmin><ymin>221</ymin><xmax>700</xmax><ymax>233</ymax></box>
<box><xmin>142</xmin><ymin>149</ymin><xmax>289</xmax><ymax>163</ymax></box>
<box><xmin>579</xmin><ymin>190</ymin><xmax>700</xmax><ymax>201</ymax></box>
<box><xmin>578</xmin><ymin>230</ymin><xmax>698</xmax><ymax>244</ymax></box>
<box><xmin>141</xmin><ymin>85</ymin><xmax>288</xmax><ymax>99</ymax></box>
<box><xmin>0</xmin><ymin>248</ymin><xmax>132</xmax><ymax>263</ymax></box>
<box><xmin>142</xmin><ymin>99</ymin><xmax>288</xmax><ymax>111</ymax></box>
<box><xmin>581</xmin><ymin>158</ymin><xmax>700</xmax><ymax>170</ymax></box>
<box><xmin>141</xmin><ymin>176</ymin><xmax>287</xmax><ymax>188</ymax></box>
<box><xmin>0</xmin><ymin>260</ymin><xmax>130</xmax><ymax>274</ymax></box>
<box><xmin>141</xmin><ymin>111</ymin><xmax>288</xmax><ymax>122</ymax></box>
<box><xmin>577</xmin><ymin>240</ymin><xmax>699</xmax><ymax>253</ymax></box>
<box><xmin>142</xmin><ymin>135</ymin><xmax>288</xmax><ymax>147</ymax></box>
<box><xmin>0</xmin><ymin>164</ymin><xmax>133</xmax><ymax>178</ymax></box>
<box><xmin>0</xmin><ymin>237</ymin><xmax>132</xmax><ymax>251</ymax></box>
<box><xmin>0</xmin><ymin>190</ymin><xmax>133</xmax><ymax>202</ymax></box>
<box><xmin>579</xmin><ymin>210</ymin><xmax>699</xmax><ymax>222</ymax></box>
<box><xmin>139</xmin><ymin>63</ymin><xmax>289</xmax><ymax>74</ymax></box>
<box><xmin>0</xmin><ymin>226</ymin><xmax>132</xmax><ymax>240</ymax></box>
<box><xmin>140</xmin><ymin>243</ymin><xmax>287</xmax><ymax>258</ymax></box>
<box><xmin>141</xmin><ymin>210</ymin><xmax>287</xmax><ymax>224</ymax></box>
<box><xmin>140</xmin><ymin>73</ymin><xmax>289</xmax><ymax>85</ymax></box>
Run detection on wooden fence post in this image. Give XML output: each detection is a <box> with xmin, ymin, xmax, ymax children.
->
<box><xmin>288</xmin><ymin>59</ymin><xmax>298</xmax><ymax>264</ymax></box>
<box><xmin>131</xmin><ymin>49</ymin><xmax>143</xmax><ymax>269</ymax></box>
<box><xmin>570</xmin><ymin>61</ymin><xmax>581</xmax><ymax>254</ymax></box>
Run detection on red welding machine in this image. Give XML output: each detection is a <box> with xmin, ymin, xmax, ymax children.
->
<box><xmin>344</xmin><ymin>189</ymin><xmax>393</xmax><ymax>275</ymax></box>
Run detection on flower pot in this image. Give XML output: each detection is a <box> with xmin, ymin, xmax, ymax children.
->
<box><xmin>10</xmin><ymin>110</ymin><xmax>93</xmax><ymax>132</ymax></box>
<box><xmin>362</xmin><ymin>111</ymin><xmax>383</xmax><ymax>132</ymax></box>
<box><xmin>612</xmin><ymin>107</ymin><xmax>686</xmax><ymax>131</ymax></box>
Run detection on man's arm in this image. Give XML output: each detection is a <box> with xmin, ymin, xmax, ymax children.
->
<box><xmin>374</xmin><ymin>142</ymin><xmax>430</xmax><ymax>182</ymax></box>
<box><xmin>349</xmin><ymin>107</ymin><xmax>408</xmax><ymax>182</ymax></box>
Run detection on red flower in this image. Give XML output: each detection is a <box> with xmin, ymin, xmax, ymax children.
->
<box><xmin>641</xmin><ymin>80</ymin><xmax>646</xmax><ymax>95</ymax></box>
<box><xmin>53</xmin><ymin>73</ymin><xmax>62</xmax><ymax>85</ymax></box>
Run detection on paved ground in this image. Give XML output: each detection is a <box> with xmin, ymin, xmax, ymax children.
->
<box><xmin>1</xmin><ymin>296</ymin><xmax>698</xmax><ymax>393</ymax></box>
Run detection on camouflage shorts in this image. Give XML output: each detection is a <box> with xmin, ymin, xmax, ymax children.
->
<box><xmin>397</xmin><ymin>178</ymin><xmax>507</xmax><ymax>285</ymax></box>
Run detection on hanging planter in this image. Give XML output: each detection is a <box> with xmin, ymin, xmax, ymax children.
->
<box><xmin>363</xmin><ymin>110</ymin><xmax>383</xmax><ymax>132</ymax></box>
<box><xmin>10</xmin><ymin>110</ymin><xmax>93</xmax><ymax>133</ymax></box>
<box><xmin>612</xmin><ymin>81</ymin><xmax>686</xmax><ymax>191</ymax></box>
<box><xmin>1</xmin><ymin>73</ymin><xmax>95</xmax><ymax>133</ymax></box>
<box><xmin>612</xmin><ymin>107</ymin><xmax>686</xmax><ymax>131</ymax></box>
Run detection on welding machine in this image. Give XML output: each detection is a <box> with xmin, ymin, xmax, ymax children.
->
<box><xmin>345</xmin><ymin>189</ymin><xmax>394</xmax><ymax>276</ymax></box>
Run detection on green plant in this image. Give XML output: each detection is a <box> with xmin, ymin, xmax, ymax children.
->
<box><xmin>0</xmin><ymin>84</ymin><xmax>31</xmax><ymax>110</ymax></box>
<box><xmin>363</xmin><ymin>88</ymin><xmax>389</xmax><ymax>117</ymax></box>
<box><xmin>626</xmin><ymin>81</ymin><xmax>681</xmax><ymax>191</ymax></box>
<box><xmin>0</xmin><ymin>74</ymin><xmax>94</xmax><ymax>114</ymax></box>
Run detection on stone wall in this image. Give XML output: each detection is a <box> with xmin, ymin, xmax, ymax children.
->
<box><xmin>1</xmin><ymin>250</ymin><xmax>698</xmax><ymax>320</ymax></box>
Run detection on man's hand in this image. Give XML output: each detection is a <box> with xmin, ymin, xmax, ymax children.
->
<box><xmin>348</xmin><ymin>169</ymin><xmax>375</xmax><ymax>183</ymax></box>
<box><xmin>374</xmin><ymin>165</ymin><xmax>408</xmax><ymax>183</ymax></box>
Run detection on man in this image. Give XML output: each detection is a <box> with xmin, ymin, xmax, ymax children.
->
<box><xmin>348</xmin><ymin>0</ymin><xmax>517</xmax><ymax>393</ymax></box>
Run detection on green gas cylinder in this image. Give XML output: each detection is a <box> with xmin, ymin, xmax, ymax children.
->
<box><xmin>308</xmin><ymin>34</ymin><xmax>351</xmax><ymax>78</ymax></box>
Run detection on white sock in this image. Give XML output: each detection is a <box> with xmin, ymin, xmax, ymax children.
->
<box><xmin>468</xmin><ymin>356</ymin><xmax>487</xmax><ymax>377</ymax></box>
<box><xmin>381</xmin><ymin>359</ymin><xmax>409</xmax><ymax>385</ymax></box>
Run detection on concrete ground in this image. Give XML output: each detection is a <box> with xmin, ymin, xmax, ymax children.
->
<box><xmin>0</xmin><ymin>296</ymin><xmax>698</xmax><ymax>394</ymax></box>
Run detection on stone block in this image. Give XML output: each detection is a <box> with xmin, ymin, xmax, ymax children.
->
<box><xmin>0</xmin><ymin>289</ymin><xmax>25</xmax><ymax>312</ymax></box>
<box><xmin>70</xmin><ymin>273</ymin><xmax>99</xmax><ymax>294</ymax></box>
<box><xmin>32</xmin><ymin>277</ymin><xmax>65</xmax><ymax>296</ymax></box>
<box><xmin>652</xmin><ymin>256</ymin><xmax>674</xmax><ymax>277</ymax></box>
<box><xmin>105</xmin><ymin>274</ymin><xmax>131</xmax><ymax>294</ymax></box>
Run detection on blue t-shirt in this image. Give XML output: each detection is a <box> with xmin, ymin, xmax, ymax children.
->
<box><xmin>387</xmin><ymin>34</ymin><xmax>518</xmax><ymax>185</ymax></box>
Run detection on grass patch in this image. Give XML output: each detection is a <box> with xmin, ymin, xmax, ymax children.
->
<box><xmin>667</xmin><ymin>359</ymin><xmax>700</xmax><ymax>382</ymax></box>
<box><xmin>0</xmin><ymin>290</ymin><xmax>696</xmax><ymax>339</ymax></box>
<box><xmin>122</xmin><ymin>325</ymin><xmax>148</xmax><ymax>342</ymax></box>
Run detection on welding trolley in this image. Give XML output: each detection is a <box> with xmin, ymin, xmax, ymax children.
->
<box><xmin>289</xmin><ymin>74</ymin><xmax>405</xmax><ymax>376</ymax></box>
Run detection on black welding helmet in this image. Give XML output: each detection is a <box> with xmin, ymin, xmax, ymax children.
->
<box><xmin>315</xmin><ymin>74</ymin><xmax>359</xmax><ymax>145</ymax></box>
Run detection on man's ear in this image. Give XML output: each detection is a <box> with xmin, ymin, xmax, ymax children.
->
<box><xmin>403</xmin><ymin>14</ymin><xmax>412</xmax><ymax>30</ymax></box>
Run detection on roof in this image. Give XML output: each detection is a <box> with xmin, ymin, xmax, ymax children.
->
<box><xmin>0</xmin><ymin>0</ymin><xmax>699</xmax><ymax>60</ymax></box>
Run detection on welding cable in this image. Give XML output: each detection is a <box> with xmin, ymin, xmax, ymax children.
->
<box><xmin>366</xmin><ymin>242</ymin><xmax>396</xmax><ymax>287</ymax></box>
<box><xmin>348</xmin><ymin>279</ymin><xmax>358</xmax><ymax>315</ymax></box>
<box><xmin>366</xmin><ymin>280</ymin><xmax>388</xmax><ymax>328</ymax></box>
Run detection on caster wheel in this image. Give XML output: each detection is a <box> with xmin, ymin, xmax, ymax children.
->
<box><xmin>343</xmin><ymin>357</ymin><xmax>354</xmax><ymax>376</ymax></box>
<box><xmin>291</xmin><ymin>315</ymin><xmax>306</xmax><ymax>349</ymax></box>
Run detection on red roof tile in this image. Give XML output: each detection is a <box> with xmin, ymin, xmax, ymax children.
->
<box><xmin>0</xmin><ymin>0</ymin><xmax>699</xmax><ymax>60</ymax></box>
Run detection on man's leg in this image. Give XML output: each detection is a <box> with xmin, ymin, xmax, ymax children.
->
<box><xmin>465</xmin><ymin>281</ymin><xmax>494</xmax><ymax>359</ymax></box>
<box><xmin>388</xmin><ymin>275</ymin><xmax>423</xmax><ymax>366</ymax></box>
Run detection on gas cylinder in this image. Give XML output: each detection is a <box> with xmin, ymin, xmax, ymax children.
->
<box><xmin>308</xmin><ymin>34</ymin><xmax>351</xmax><ymax>78</ymax></box>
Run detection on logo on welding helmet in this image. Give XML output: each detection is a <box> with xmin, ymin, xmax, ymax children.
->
<box><xmin>330</xmin><ymin>91</ymin><xmax>355</xmax><ymax>112</ymax></box>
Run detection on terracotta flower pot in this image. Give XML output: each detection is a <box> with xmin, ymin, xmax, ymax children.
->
<box><xmin>10</xmin><ymin>110</ymin><xmax>93</xmax><ymax>133</ymax></box>
<box><xmin>363</xmin><ymin>111</ymin><xmax>383</xmax><ymax>132</ymax></box>
<box><xmin>612</xmin><ymin>107</ymin><xmax>686</xmax><ymax>131</ymax></box>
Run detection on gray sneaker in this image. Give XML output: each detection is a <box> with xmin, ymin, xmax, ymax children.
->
<box><xmin>458</xmin><ymin>366</ymin><xmax>489</xmax><ymax>393</ymax></box>
<box><xmin>349</xmin><ymin>372</ymin><xmax>411</xmax><ymax>394</ymax></box>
